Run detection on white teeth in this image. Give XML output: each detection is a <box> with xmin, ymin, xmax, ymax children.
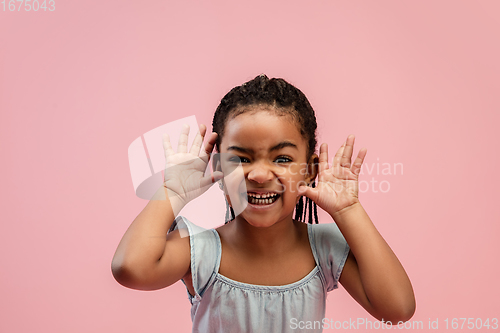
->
<box><xmin>247</xmin><ymin>194</ymin><xmax>279</xmax><ymax>205</ymax></box>
<box><xmin>248</xmin><ymin>192</ymin><xmax>277</xmax><ymax>199</ymax></box>
<box><xmin>246</xmin><ymin>192</ymin><xmax>283</xmax><ymax>207</ymax></box>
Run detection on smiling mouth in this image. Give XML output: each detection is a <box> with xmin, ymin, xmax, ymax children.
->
<box><xmin>246</xmin><ymin>192</ymin><xmax>281</xmax><ymax>205</ymax></box>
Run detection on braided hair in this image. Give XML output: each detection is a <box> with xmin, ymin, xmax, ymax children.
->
<box><xmin>212</xmin><ymin>74</ymin><xmax>319</xmax><ymax>224</ymax></box>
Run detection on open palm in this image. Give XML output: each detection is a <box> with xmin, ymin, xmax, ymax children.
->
<box><xmin>299</xmin><ymin>135</ymin><xmax>367</xmax><ymax>216</ymax></box>
<box><xmin>162</xmin><ymin>124</ymin><xmax>222</xmax><ymax>206</ymax></box>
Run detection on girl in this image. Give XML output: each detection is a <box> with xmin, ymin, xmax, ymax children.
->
<box><xmin>112</xmin><ymin>75</ymin><xmax>415</xmax><ymax>332</ymax></box>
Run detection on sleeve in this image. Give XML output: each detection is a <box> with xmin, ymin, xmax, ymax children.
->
<box><xmin>167</xmin><ymin>216</ymin><xmax>220</xmax><ymax>299</ymax></box>
<box><xmin>311</xmin><ymin>223</ymin><xmax>350</xmax><ymax>292</ymax></box>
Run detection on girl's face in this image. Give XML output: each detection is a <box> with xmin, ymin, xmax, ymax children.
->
<box><xmin>219</xmin><ymin>106</ymin><xmax>316</xmax><ymax>228</ymax></box>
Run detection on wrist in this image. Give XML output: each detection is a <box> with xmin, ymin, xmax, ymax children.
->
<box><xmin>330</xmin><ymin>202</ymin><xmax>363</xmax><ymax>223</ymax></box>
<box><xmin>150</xmin><ymin>185</ymin><xmax>186</xmax><ymax>216</ymax></box>
<box><xmin>164</xmin><ymin>187</ymin><xmax>187</xmax><ymax>216</ymax></box>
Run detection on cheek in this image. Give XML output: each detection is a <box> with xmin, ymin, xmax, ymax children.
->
<box><xmin>223</xmin><ymin>166</ymin><xmax>247</xmax><ymax>192</ymax></box>
<box><xmin>223</xmin><ymin>174</ymin><xmax>247</xmax><ymax>206</ymax></box>
<box><xmin>283</xmin><ymin>169</ymin><xmax>307</xmax><ymax>190</ymax></box>
<box><xmin>275</xmin><ymin>177</ymin><xmax>305</xmax><ymax>199</ymax></box>
<box><xmin>223</xmin><ymin>176</ymin><xmax>248</xmax><ymax>215</ymax></box>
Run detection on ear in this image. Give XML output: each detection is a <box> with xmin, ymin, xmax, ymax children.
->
<box><xmin>305</xmin><ymin>153</ymin><xmax>319</xmax><ymax>184</ymax></box>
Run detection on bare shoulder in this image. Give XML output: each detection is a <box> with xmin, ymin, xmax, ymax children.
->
<box><xmin>165</xmin><ymin>229</ymin><xmax>195</xmax><ymax>296</ymax></box>
<box><xmin>118</xmin><ymin>228</ymin><xmax>192</xmax><ymax>291</ymax></box>
<box><xmin>160</xmin><ymin>228</ymin><xmax>191</xmax><ymax>283</ymax></box>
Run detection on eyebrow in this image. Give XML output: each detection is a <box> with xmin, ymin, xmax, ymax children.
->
<box><xmin>226</xmin><ymin>141</ymin><xmax>298</xmax><ymax>154</ymax></box>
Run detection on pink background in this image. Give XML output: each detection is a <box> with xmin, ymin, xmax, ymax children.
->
<box><xmin>1</xmin><ymin>1</ymin><xmax>499</xmax><ymax>332</ymax></box>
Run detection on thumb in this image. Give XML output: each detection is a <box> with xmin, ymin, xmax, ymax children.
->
<box><xmin>297</xmin><ymin>184</ymin><xmax>318</xmax><ymax>202</ymax></box>
<box><xmin>199</xmin><ymin>171</ymin><xmax>224</xmax><ymax>190</ymax></box>
<box><xmin>212</xmin><ymin>171</ymin><xmax>224</xmax><ymax>183</ymax></box>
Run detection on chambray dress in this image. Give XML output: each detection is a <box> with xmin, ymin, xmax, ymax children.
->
<box><xmin>168</xmin><ymin>216</ymin><xmax>350</xmax><ymax>333</ymax></box>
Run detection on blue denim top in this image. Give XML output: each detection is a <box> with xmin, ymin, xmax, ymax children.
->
<box><xmin>168</xmin><ymin>216</ymin><xmax>350</xmax><ymax>333</ymax></box>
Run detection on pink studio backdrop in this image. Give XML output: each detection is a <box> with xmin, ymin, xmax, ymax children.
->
<box><xmin>1</xmin><ymin>1</ymin><xmax>499</xmax><ymax>332</ymax></box>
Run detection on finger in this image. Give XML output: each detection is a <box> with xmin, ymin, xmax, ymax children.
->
<box><xmin>351</xmin><ymin>148</ymin><xmax>367</xmax><ymax>176</ymax></box>
<box><xmin>199</xmin><ymin>171</ymin><xmax>224</xmax><ymax>190</ymax></box>
<box><xmin>177</xmin><ymin>124</ymin><xmax>190</xmax><ymax>153</ymax></box>
<box><xmin>340</xmin><ymin>135</ymin><xmax>355</xmax><ymax>168</ymax></box>
<box><xmin>332</xmin><ymin>141</ymin><xmax>346</xmax><ymax>167</ymax></box>
<box><xmin>318</xmin><ymin>143</ymin><xmax>329</xmax><ymax>175</ymax></box>
<box><xmin>200</xmin><ymin>132</ymin><xmax>218</xmax><ymax>163</ymax></box>
<box><xmin>214</xmin><ymin>159</ymin><xmax>221</xmax><ymax>172</ymax></box>
<box><xmin>189</xmin><ymin>124</ymin><xmax>207</xmax><ymax>156</ymax></box>
<box><xmin>297</xmin><ymin>184</ymin><xmax>319</xmax><ymax>204</ymax></box>
<box><xmin>163</xmin><ymin>133</ymin><xmax>175</xmax><ymax>158</ymax></box>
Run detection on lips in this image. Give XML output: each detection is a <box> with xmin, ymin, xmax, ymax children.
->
<box><xmin>246</xmin><ymin>191</ymin><xmax>281</xmax><ymax>205</ymax></box>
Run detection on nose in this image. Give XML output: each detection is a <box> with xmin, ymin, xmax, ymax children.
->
<box><xmin>247</xmin><ymin>162</ymin><xmax>274</xmax><ymax>184</ymax></box>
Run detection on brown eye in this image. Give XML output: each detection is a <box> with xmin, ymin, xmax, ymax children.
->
<box><xmin>230</xmin><ymin>156</ymin><xmax>249</xmax><ymax>163</ymax></box>
<box><xmin>275</xmin><ymin>156</ymin><xmax>292</xmax><ymax>163</ymax></box>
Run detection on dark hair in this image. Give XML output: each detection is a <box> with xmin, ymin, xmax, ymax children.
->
<box><xmin>213</xmin><ymin>74</ymin><xmax>319</xmax><ymax>224</ymax></box>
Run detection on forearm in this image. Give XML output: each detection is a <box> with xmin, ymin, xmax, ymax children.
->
<box><xmin>111</xmin><ymin>186</ymin><xmax>185</xmax><ymax>276</ymax></box>
<box><xmin>332</xmin><ymin>203</ymin><xmax>415</xmax><ymax>321</ymax></box>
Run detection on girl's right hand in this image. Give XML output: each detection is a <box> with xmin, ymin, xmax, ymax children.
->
<box><xmin>162</xmin><ymin>124</ymin><xmax>223</xmax><ymax>208</ymax></box>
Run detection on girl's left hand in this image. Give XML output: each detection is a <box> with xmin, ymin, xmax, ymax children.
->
<box><xmin>298</xmin><ymin>135</ymin><xmax>367</xmax><ymax>217</ymax></box>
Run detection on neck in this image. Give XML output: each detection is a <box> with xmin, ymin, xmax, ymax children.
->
<box><xmin>228</xmin><ymin>215</ymin><xmax>304</xmax><ymax>256</ymax></box>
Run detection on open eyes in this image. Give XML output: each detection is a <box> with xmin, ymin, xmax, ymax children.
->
<box><xmin>227</xmin><ymin>156</ymin><xmax>247</xmax><ymax>163</ymax></box>
<box><xmin>274</xmin><ymin>156</ymin><xmax>292</xmax><ymax>163</ymax></box>
<box><xmin>228</xmin><ymin>156</ymin><xmax>292</xmax><ymax>164</ymax></box>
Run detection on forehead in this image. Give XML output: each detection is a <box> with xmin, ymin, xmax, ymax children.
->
<box><xmin>221</xmin><ymin>108</ymin><xmax>306</xmax><ymax>151</ymax></box>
